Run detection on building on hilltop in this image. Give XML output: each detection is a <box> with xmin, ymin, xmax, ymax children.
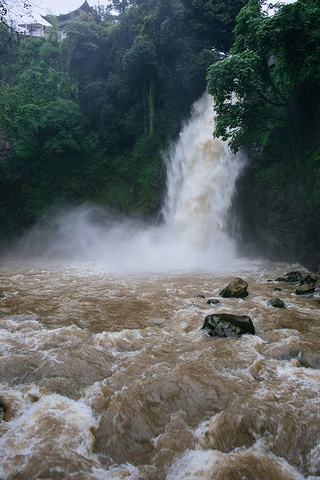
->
<box><xmin>12</xmin><ymin>1</ymin><xmax>98</xmax><ymax>40</ymax></box>
<box><xmin>16</xmin><ymin>16</ymin><xmax>52</xmax><ymax>37</ymax></box>
<box><xmin>42</xmin><ymin>1</ymin><xmax>98</xmax><ymax>41</ymax></box>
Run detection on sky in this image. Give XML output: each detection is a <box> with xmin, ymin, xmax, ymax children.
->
<box><xmin>5</xmin><ymin>0</ymin><xmax>112</xmax><ymax>25</ymax></box>
<box><xmin>33</xmin><ymin>0</ymin><xmax>296</xmax><ymax>16</ymax></box>
<box><xmin>8</xmin><ymin>0</ymin><xmax>297</xmax><ymax>25</ymax></box>
<box><xmin>36</xmin><ymin>0</ymin><xmax>110</xmax><ymax>15</ymax></box>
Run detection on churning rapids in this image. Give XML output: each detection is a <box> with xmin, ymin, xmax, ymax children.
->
<box><xmin>1</xmin><ymin>95</ymin><xmax>320</xmax><ymax>480</ymax></box>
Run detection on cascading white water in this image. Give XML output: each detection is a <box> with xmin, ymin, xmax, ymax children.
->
<box><xmin>14</xmin><ymin>94</ymin><xmax>245</xmax><ymax>271</ymax></box>
<box><xmin>163</xmin><ymin>93</ymin><xmax>244</xmax><ymax>251</ymax></box>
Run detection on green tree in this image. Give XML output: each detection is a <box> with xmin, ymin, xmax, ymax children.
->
<box><xmin>207</xmin><ymin>0</ymin><xmax>320</xmax><ymax>152</ymax></box>
<box><xmin>123</xmin><ymin>35</ymin><xmax>157</xmax><ymax>135</ymax></box>
<box><xmin>108</xmin><ymin>0</ymin><xmax>132</xmax><ymax>14</ymax></box>
<box><xmin>190</xmin><ymin>0</ymin><xmax>247</xmax><ymax>52</ymax></box>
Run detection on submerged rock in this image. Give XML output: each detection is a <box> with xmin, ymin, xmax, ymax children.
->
<box><xmin>298</xmin><ymin>350</ymin><xmax>320</xmax><ymax>369</ymax></box>
<box><xmin>263</xmin><ymin>344</ymin><xmax>302</xmax><ymax>361</ymax></box>
<box><xmin>202</xmin><ymin>313</ymin><xmax>255</xmax><ymax>337</ymax></box>
<box><xmin>274</xmin><ymin>287</ymin><xmax>282</xmax><ymax>291</ymax></box>
<box><xmin>275</xmin><ymin>271</ymin><xmax>302</xmax><ymax>283</ymax></box>
<box><xmin>219</xmin><ymin>278</ymin><xmax>248</xmax><ymax>298</ymax></box>
<box><xmin>153</xmin><ymin>318</ymin><xmax>166</xmax><ymax>325</ymax></box>
<box><xmin>267</xmin><ymin>298</ymin><xmax>286</xmax><ymax>308</ymax></box>
<box><xmin>296</xmin><ymin>283</ymin><xmax>315</xmax><ymax>295</ymax></box>
<box><xmin>206</xmin><ymin>299</ymin><xmax>220</xmax><ymax>305</ymax></box>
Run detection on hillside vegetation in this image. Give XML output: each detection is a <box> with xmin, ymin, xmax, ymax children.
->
<box><xmin>0</xmin><ymin>0</ymin><xmax>245</xmax><ymax>239</ymax></box>
<box><xmin>207</xmin><ymin>0</ymin><xmax>320</xmax><ymax>270</ymax></box>
<box><xmin>0</xmin><ymin>0</ymin><xmax>319</xmax><ymax>270</ymax></box>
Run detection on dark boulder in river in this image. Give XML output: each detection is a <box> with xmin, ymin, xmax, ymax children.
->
<box><xmin>202</xmin><ymin>313</ymin><xmax>255</xmax><ymax>337</ymax></box>
<box><xmin>267</xmin><ymin>298</ymin><xmax>287</xmax><ymax>308</ymax></box>
<box><xmin>0</xmin><ymin>399</ymin><xmax>6</xmax><ymax>421</ymax></box>
<box><xmin>207</xmin><ymin>298</ymin><xmax>220</xmax><ymax>305</ymax></box>
<box><xmin>300</xmin><ymin>274</ymin><xmax>317</xmax><ymax>285</ymax></box>
<box><xmin>296</xmin><ymin>283</ymin><xmax>315</xmax><ymax>295</ymax></box>
<box><xmin>275</xmin><ymin>271</ymin><xmax>302</xmax><ymax>283</ymax></box>
<box><xmin>219</xmin><ymin>278</ymin><xmax>248</xmax><ymax>298</ymax></box>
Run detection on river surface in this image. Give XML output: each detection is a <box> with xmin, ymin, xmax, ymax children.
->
<box><xmin>0</xmin><ymin>260</ymin><xmax>320</xmax><ymax>479</ymax></box>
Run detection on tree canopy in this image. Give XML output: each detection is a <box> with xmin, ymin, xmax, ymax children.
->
<box><xmin>206</xmin><ymin>0</ymin><xmax>320</xmax><ymax>270</ymax></box>
<box><xmin>0</xmin><ymin>0</ymin><xmax>246</xmax><ymax>238</ymax></box>
<box><xmin>207</xmin><ymin>0</ymin><xmax>320</xmax><ymax>152</ymax></box>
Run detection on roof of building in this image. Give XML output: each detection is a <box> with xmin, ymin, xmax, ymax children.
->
<box><xmin>16</xmin><ymin>12</ymin><xmax>52</xmax><ymax>27</ymax></box>
<box><xmin>43</xmin><ymin>1</ymin><xmax>97</xmax><ymax>27</ymax></box>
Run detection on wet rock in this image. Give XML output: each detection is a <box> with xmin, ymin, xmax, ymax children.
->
<box><xmin>298</xmin><ymin>350</ymin><xmax>320</xmax><ymax>369</ymax></box>
<box><xmin>267</xmin><ymin>298</ymin><xmax>286</xmax><ymax>308</ymax></box>
<box><xmin>0</xmin><ymin>399</ymin><xmax>6</xmax><ymax>421</ymax></box>
<box><xmin>202</xmin><ymin>313</ymin><xmax>255</xmax><ymax>337</ymax></box>
<box><xmin>196</xmin><ymin>295</ymin><xmax>205</xmax><ymax>299</ymax></box>
<box><xmin>219</xmin><ymin>278</ymin><xmax>248</xmax><ymax>298</ymax></box>
<box><xmin>206</xmin><ymin>299</ymin><xmax>220</xmax><ymax>305</ymax></box>
<box><xmin>296</xmin><ymin>283</ymin><xmax>315</xmax><ymax>295</ymax></box>
<box><xmin>275</xmin><ymin>271</ymin><xmax>302</xmax><ymax>283</ymax></box>
<box><xmin>153</xmin><ymin>318</ymin><xmax>166</xmax><ymax>325</ymax></box>
<box><xmin>0</xmin><ymin>134</ymin><xmax>11</xmax><ymax>160</ymax></box>
<box><xmin>300</xmin><ymin>274</ymin><xmax>317</xmax><ymax>285</ymax></box>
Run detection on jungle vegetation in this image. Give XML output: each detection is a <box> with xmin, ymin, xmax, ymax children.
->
<box><xmin>0</xmin><ymin>0</ymin><xmax>319</xmax><ymax>266</ymax></box>
<box><xmin>0</xmin><ymin>0</ymin><xmax>246</xmax><ymax>238</ymax></box>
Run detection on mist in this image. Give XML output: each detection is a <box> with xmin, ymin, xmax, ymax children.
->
<box><xmin>9</xmin><ymin>95</ymin><xmax>245</xmax><ymax>273</ymax></box>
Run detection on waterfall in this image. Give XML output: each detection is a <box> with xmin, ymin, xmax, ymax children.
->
<box><xmin>162</xmin><ymin>93</ymin><xmax>245</xmax><ymax>256</ymax></box>
<box><xmin>14</xmin><ymin>94</ymin><xmax>245</xmax><ymax>271</ymax></box>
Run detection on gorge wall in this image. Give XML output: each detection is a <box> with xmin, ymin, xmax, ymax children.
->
<box><xmin>0</xmin><ymin>135</ymin><xmax>11</xmax><ymax>160</ymax></box>
<box><xmin>232</xmin><ymin>149</ymin><xmax>320</xmax><ymax>272</ymax></box>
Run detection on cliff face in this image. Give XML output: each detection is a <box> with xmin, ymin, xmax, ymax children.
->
<box><xmin>0</xmin><ymin>135</ymin><xmax>11</xmax><ymax>160</ymax></box>
<box><xmin>232</xmin><ymin>151</ymin><xmax>320</xmax><ymax>272</ymax></box>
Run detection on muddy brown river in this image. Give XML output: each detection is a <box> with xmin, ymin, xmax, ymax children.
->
<box><xmin>0</xmin><ymin>259</ymin><xmax>320</xmax><ymax>479</ymax></box>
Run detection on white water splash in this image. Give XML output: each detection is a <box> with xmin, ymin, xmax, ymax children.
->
<box><xmin>163</xmin><ymin>93</ymin><xmax>245</xmax><ymax>250</ymax></box>
<box><xmin>12</xmin><ymin>94</ymin><xmax>245</xmax><ymax>272</ymax></box>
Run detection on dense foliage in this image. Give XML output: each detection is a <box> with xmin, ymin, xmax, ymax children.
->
<box><xmin>207</xmin><ymin>0</ymin><xmax>320</xmax><ymax>269</ymax></box>
<box><xmin>208</xmin><ymin>0</ymin><xmax>320</xmax><ymax>154</ymax></box>
<box><xmin>0</xmin><ymin>0</ymin><xmax>246</xmax><ymax>238</ymax></box>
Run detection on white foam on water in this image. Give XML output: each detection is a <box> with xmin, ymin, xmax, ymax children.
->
<box><xmin>166</xmin><ymin>447</ymin><xmax>306</xmax><ymax>480</ymax></box>
<box><xmin>0</xmin><ymin>394</ymin><xmax>103</xmax><ymax>477</ymax></box>
<box><xmin>307</xmin><ymin>444</ymin><xmax>320</xmax><ymax>476</ymax></box>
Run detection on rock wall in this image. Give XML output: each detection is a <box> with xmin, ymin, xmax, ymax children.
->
<box><xmin>232</xmin><ymin>151</ymin><xmax>320</xmax><ymax>272</ymax></box>
<box><xmin>0</xmin><ymin>135</ymin><xmax>11</xmax><ymax>161</ymax></box>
